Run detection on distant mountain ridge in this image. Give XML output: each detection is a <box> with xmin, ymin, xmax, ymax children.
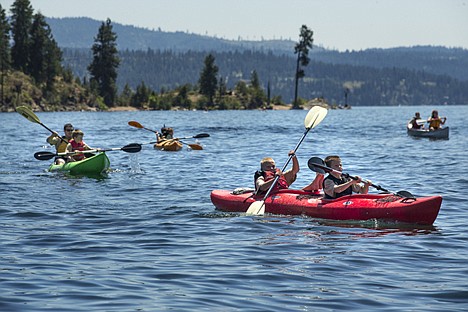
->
<box><xmin>46</xmin><ymin>17</ymin><xmax>299</xmax><ymax>54</ymax></box>
<box><xmin>46</xmin><ymin>17</ymin><xmax>468</xmax><ymax>82</ymax></box>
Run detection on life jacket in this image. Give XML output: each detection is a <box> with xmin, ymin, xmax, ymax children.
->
<box><xmin>69</xmin><ymin>139</ymin><xmax>86</xmax><ymax>161</ymax></box>
<box><xmin>254</xmin><ymin>170</ymin><xmax>289</xmax><ymax>194</ymax></box>
<box><xmin>410</xmin><ymin>118</ymin><xmax>422</xmax><ymax>129</ymax></box>
<box><xmin>429</xmin><ymin>118</ymin><xmax>442</xmax><ymax>129</ymax></box>
<box><xmin>323</xmin><ymin>174</ymin><xmax>353</xmax><ymax>199</ymax></box>
<box><xmin>56</xmin><ymin>137</ymin><xmax>69</xmax><ymax>153</ymax></box>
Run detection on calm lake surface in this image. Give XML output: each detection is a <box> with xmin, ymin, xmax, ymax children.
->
<box><xmin>1</xmin><ymin>106</ymin><xmax>467</xmax><ymax>311</ymax></box>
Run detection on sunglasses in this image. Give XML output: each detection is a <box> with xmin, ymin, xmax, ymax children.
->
<box><xmin>65</xmin><ymin>129</ymin><xmax>74</xmax><ymax>131</ymax></box>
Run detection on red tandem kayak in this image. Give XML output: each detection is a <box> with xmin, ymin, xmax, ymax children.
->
<box><xmin>210</xmin><ymin>189</ymin><xmax>442</xmax><ymax>225</ymax></box>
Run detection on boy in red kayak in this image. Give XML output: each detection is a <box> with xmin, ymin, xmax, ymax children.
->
<box><xmin>255</xmin><ymin>151</ymin><xmax>299</xmax><ymax>194</ymax></box>
<box><xmin>323</xmin><ymin>155</ymin><xmax>371</xmax><ymax>199</ymax></box>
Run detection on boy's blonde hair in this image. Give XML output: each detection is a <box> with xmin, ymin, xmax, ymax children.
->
<box><xmin>260</xmin><ymin>157</ymin><xmax>274</xmax><ymax>170</ymax></box>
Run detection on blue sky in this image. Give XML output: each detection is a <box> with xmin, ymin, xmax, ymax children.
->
<box><xmin>2</xmin><ymin>0</ymin><xmax>467</xmax><ymax>51</ymax></box>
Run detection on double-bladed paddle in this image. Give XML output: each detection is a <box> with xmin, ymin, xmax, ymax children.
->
<box><xmin>128</xmin><ymin>120</ymin><xmax>208</xmax><ymax>150</ymax></box>
<box><xmin>307</xmin><ymin>156</ymin><xmax>414</xmax><ymax>198</ymax></box>
<box><xmin>16</xmin><ymin>106</ymin><xmax>68</xmax><ymax>143</ymax></box>
<box><xmin>34</xmin><ymin>143</ymin><xmax>142</xmax><ymax>161</ymax></box>
<box><xmin>246</xmin><ymin>106</ymin><xmax>328</xmax><ymax>215</ymax></box>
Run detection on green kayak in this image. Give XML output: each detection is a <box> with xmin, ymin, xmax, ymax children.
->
<box><xmin>49</xmin><ymin>152</ymin><xmax>110</xmax><ymax>175</ymax></box>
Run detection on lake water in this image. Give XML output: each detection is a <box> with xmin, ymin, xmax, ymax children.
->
<box><xmin>1</xmin><ymin>106</ymin><xmax>467</xmax><ymax>311</ymax></box>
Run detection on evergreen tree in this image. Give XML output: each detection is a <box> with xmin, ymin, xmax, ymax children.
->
<box><xmin>88</xmin><ymin>18</ymin><xmax>120</xmax><ymax>107</ymax></box>
<box><xmin>0</xmin><ymin>4</ymin><xmax>10</xmax><ymax>106</ymax></box>
<box><xmin>250</xmin><ymin>70</ymin><xmax>260</xmax><ymax>89</ymax></box>
<box><xmin>10</xmin><ymin>0</ymin><xmax>33</xmax><ymax>73</ymax></box>
<box><xmin>293</xmin><ymin>25</ymin><xmax>313</xmax><ymax>109</ymax></box>
<box><xmin>198</xmin><ymin>54</ymin><xmax>218</xmax><ymax>106</ymax></box>
<box><xmin>30</xmin><ymin>13</ymin><xmax>62</xmax><ymax>90</ymax></box>
<box><xmin>249</xmin><ymin>70</ymin><xmax>265</xmax><ymax>109</ymax></box>
<box><xmin>0</xmin><ymin>4</ymin><xmax>11</xmax><ymax>71</ymax></box>
<box><xmin>119</xmin><ymin>83</ymin><xmax>134</xmax><ymax>106</ymax></box>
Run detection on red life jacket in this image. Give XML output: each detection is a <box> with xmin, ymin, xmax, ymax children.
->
<box><xmin>255</xmin><ymin>170</ymin><xmax>289</xmax><ymax>194</ymax></box>
<box><xmin>69</xmin><ymin>139</ymin><xmax>86</xmax><ymax>161</ymax></box>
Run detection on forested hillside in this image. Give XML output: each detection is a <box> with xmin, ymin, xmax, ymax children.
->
<box><xmin>62</xmin><ymin>48</ymin><xmax>468</xmax><ymax>106</ymax></box>
<box><xmin>48</xmin><ymin>17</ymin><xmax>468</xmax><ymax>82</ymax></box>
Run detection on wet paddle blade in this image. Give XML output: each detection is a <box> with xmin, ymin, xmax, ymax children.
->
<box><xmin>16</xmin><ymin>106</ymin><xmax>41</xmax><ymax>124</ymax></box>
<box><xmin>128</xmin><ymin>121</ymin><xmax>144</xmax><ymax>128</ymax></box>
<box><xmin>34</xmin><ymin>151</ymin><xmax>56</xmax><ymax>161</ymax></box>
<box><xmin>396</xmin><ymin>190</ymin><xmax>415</xmax><ymax>199</ymax></box>
<box><xmin>121</xmin><ymin>143</ymin><xmax>142</xmax><ymax>153</ymax></box>
<box><xmin>246</xmin><ymin>200</ymin><xmax>265</xmax><ymax>215</ymax></box>
<box><xmin>307</xmin><ymin>157</ymin><xmax>328</xmax><ymax>174</ymax></box>
<box><xmin>188</xmin><ymin>144</ymin><xmax>203</xmax><ymax>150</ymax></box>
<box><xmin>304</xmin><ymin>106</ymin><xmax>328</xmax><ymax>129</ymax></box>
<box><xmin>193</xmin><ymin>133</ymin><xmax>210</xmax><ymax>138</ymax></box>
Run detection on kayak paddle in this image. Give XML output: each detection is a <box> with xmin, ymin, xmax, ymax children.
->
<box><xmin>307</xmin><ymin>156</ymin><xmax>415</xmax><ymax>198</ymax></box>
<box><xmin>34</xmin><ymin>143</ymin><xmax>142</xmax><ymax>161</ymax></box>
<box><xmin>16</xmin><ymin>105</ymin><xmax>68</xmax><ymax>143</ymax></box>
<box><xmin>246</xmin><ymin>106</ymin><xmax>328</xmax><ymax>215</ymax></box>
<box><xmin>129</xmin><ymin>121</ymin><xmax>208</xmax><ymax>150</ymax></box>
<box><xmin>128</xmin><ymin>120</ymin><xmax>158</xmax><ymax>133</ymax></box>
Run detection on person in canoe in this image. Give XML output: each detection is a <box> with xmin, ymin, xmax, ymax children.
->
<box><xmin>254</xmin><ymin>151</ymin><xmax>299</xmax><ymax>194</ymax></box>
<box><xmin>46</xmin><ymin>123</ymin><xmax>74</xmax><ymax>165</ymax></box>
<box><xmin>323</xmin><ymin>155</ymin><xmax>371</xmax><ymax>199</ymax></box>
<box><xmin>65</xmin><ymin>129</ymin><xmax>95</xmax><ymax>162</ymax></box>
<box><xmin>409</xmin><ymin>112</ymin><xmax>424</xmax><ymax>129</ymax></box>
<box><xmin>427</xmin><ymin>110</ymin><xmax>446</xmax><ymax>130</ymax></box>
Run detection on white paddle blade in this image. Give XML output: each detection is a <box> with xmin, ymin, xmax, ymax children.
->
<box><xmin>304</xmin><ymin>106</ymin><xmax>328</xmax><ymax>129</ymax></box>
<box><xmin>246</xmin><ymin>201</ymin><xmax>265</xmax><ymax>215</ymax></box>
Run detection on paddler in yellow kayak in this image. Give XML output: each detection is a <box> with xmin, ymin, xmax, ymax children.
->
<box><xmin>154</xmin><ymin>126</ymin><xmax>183</xmax><ymax>151</ymax></box>
<box><xmin>46</xmin><ymin>123</ymin><xmax>74</xmax><ymax>165</ymax></box>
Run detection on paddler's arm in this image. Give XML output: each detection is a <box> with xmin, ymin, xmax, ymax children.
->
<box><xmin>290</xmin><ymin>151</ymin><xmax>299</xmax><ymax>175</ymax></box>
<box><xmin>46</xmin><ymin>132</ymin><xmax>60</xmax><ymax>145</ymax></box>
<box><xmin>284</xmin><ymin>151</ymin><xmax>299</xmax><ymax>186</ymax></box>
<box><xmin>255</xmin><ymin>170</ymin><xmax>283</xmax><ymax>192</ymax></box>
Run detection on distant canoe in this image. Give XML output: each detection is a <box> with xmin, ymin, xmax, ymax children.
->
<box><xmin>407</xmin><ymin>123</ymin><xmax>449</xmax><ymax>139</ymax></box>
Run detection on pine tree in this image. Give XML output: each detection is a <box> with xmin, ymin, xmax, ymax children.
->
<box><xmin>293</xmin><ymin>25</ymin><xmax>313</xmax><ymax>109</ymax></box>
<box><xmin>30</xmin><ymin>12</ymin><xmax>62</xmax><ymax>90</ymax></box>
<box><xmin>10</xmin><ymin>0</ymin><xmax>33</xmax><ymax>73</ymax></box>
<box><xmin>0</xmin><ymin>4</ymin><xmax>11</xmax><ymax>71</ymax></box>
<box><xmin>88</xmin><ymin>18</ymin><xmax>120</xmax><ymax>107</ymax></box>
<box><xmin>0</xmin><ymin>4</ymin><xmax>11</xmax><ymax>107</ymax></box>
<box><xmin>198</xmin><ymin>54</ymin><xmax>218</xmax><ymax>106</ymax></box>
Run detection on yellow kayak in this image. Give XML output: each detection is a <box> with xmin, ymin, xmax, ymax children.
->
<box><xmin>154</xmin><ymin>139</ymin><xmax>183</xmax><ymax>151</ymax></box>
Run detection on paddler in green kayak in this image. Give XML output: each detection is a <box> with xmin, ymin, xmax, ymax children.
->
<box><xmin>65</xmin><ymin>129</ymin><xmax>97</xmax><ymax>162</ymax></box>
<box><xmin>46</xmin><ymin>123</ymin><xmax>74</xmax><ymax>165</ymax></box>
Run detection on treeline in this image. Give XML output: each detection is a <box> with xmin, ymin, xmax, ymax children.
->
<box><xmin>311</xmin><ymin>46</ymin><xmax>468</xmax><ymax>82</ymax></box>
<box><xmin>0</xmin><ymin>1</ymin><xmax>105</xmax><ymax>112</ymax></box>
<box><xmin>63</xmin><ymin>48</ymin><xmax>468</xmax><ymax>106</ymax></box>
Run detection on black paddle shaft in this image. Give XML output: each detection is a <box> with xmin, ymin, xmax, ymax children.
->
<box><xmin>307</xmin><ymin>156</ymin><xmax>414</xmax><ymax>198</ymax></box>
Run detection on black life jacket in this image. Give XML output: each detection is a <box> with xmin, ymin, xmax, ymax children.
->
<box><xmin>323</xmin><ymin>174</ymin><xmax>352</xmax><ymax>199</ymax></box>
